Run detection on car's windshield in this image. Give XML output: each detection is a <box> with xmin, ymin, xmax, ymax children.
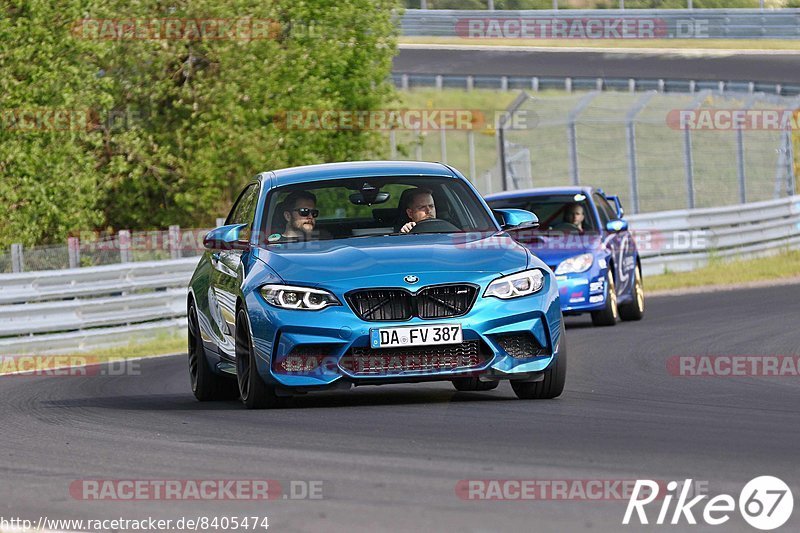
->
<box><xmin>488</xmin><ymin>194</ymin><xmax>597</xmax><ymax>233</ymax></box>
<box><xmin>261</xmin><ymin>176</ymin><xmax>497</xmax><ymax>243</ymax></box>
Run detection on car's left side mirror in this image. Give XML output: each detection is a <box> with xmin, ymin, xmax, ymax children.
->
<box><xmin>606</xmin><ymin>219</ymin><xmax>628</xmax><ymax>233</ymax></box>
<box><xmin>493</xmin><ymin>208</ymin><xmax>539</xmax><ymax>231</ymax></box>
<box><xmin>203</xmin><ymin>223</ymin><xmax>250</xmax><ymax>251</ymax></box>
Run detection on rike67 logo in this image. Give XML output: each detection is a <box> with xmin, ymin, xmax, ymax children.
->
<box><xmin>623</xmin><ymin>477</ymin><xmax>794</xmax><ymax>530</ymax></box>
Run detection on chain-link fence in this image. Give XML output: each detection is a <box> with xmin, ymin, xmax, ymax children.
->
<box><xmin>389</xmin><ymin>89</ymin><xmax>799</xmax><ymax>213</ymax></box>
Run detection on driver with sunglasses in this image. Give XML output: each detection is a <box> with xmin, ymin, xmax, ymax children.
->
<box><xmin>282</xmin><ymin>190</ymin><xmax>320</xmax><ymax>239</ymax></box>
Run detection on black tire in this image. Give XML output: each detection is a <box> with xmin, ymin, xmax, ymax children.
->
<box><xmin>452</xmin><ymin>378</ymin><xmax>500</xmax><ymax>392</ymax></box>
<box><xmin>511</xmin><ymin>331</ymin><xmax>566</xmax><ymax>400</ymax></box>
<box><xmin>188</xmin><ymin>302</ymin><xmax>239</xmax><ymax>401</ymax></box>
<box><xmin>235</xmin><ymin>308</ymin><xmax>283</xmax><ymax>409</ymax></box>
<box><xmin>619</xmin><ymin>264</ymin><xmax>645</xmax><ymax>321</ymax></box>
<box><xmin>591</xmin><ymin>269</ymin><xmax>618</xmax><ymax>327</ymax></box>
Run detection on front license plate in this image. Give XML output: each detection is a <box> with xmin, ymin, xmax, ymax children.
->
<box><xmin>370</xmin><ymin>324</ymin><xmax>463</xmax><ymax>348</ymax></box>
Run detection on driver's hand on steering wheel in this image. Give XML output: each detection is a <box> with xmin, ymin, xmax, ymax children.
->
<box><xmin>400</xmin><ymin>221</ymin><xmax>417</xmax><ymax>234</ymax></box>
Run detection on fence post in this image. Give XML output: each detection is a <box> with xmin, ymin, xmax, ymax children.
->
<box><xmin>68</xmin><ymin>237</ymin><xmax>81</xmax><ymax>269</ymax></box>
<box><xmin>169</xmin><ymin>225</ymin><xmax>182</xmax><ymax>260</ymax></box>
<box><xmin>683</xmin><ymin>91</ymin><xmax>710</xmax><ymax>209</ymax></box>
<box><xmin>11</xmin><ymin>244</ymin><xmax>24</xmax><ymax>273</ymax></box>
<box><xmin>736</xmin><ymin>94</ymin><xmax>758</xmax><ymax>204</ymax></box>
<box><xmin>119</xmin><ymin>230</ymin><xmax>132</xmax><ymax>263</ymax></box>
<box><xmin>567</xmin><ymin>92</ymin><xmax>599</xmax><ymax>186</ymax></box>
<box><xmin>625</xmin><ymin>92</ymin><xmax>656</xmax><ymax>215</ymax></box>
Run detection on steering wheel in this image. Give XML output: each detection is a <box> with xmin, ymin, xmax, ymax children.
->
<box><xmin>408</xmin><ymin>217</ymin><xmax>460</xmax><ymax>234</ymax></box>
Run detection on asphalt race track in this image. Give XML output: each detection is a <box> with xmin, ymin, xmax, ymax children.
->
<box><xmin>394</xmin><ymin>45</ymin><xmax>800</xmax><ymax>84</ymax></box>
<box><xmin>1</xmin><ymin>284</ymin><xmax>799</xmax><ymax>532</ymax></box>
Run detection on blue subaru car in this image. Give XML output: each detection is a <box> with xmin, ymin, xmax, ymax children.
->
<box><xmin>485</xmin><ymin>187</ymin><xmax>644</xmax><ymax>327</ymax></box>
<box><xmin>188</xmin><ymin>161</ymin><xmax>565</xmax><ymax>408</ymax></box>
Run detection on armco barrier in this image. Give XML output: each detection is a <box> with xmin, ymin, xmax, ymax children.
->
<box><xmin>0</xmin><ymin>196</ymin><xmax>798</xmax><ymax>354</ymax></box>
<box><xmin>401</xmin><ymin>9</ymin><xmax>800</xmax><ymax>40</ymax></box>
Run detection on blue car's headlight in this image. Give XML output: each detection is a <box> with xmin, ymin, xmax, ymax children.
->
<box><xmin>484</xmin><ymin>269</ymin><xmax>545</xmax><ymax>299</ymax></box>
<box><xmin>555</xmin><ymin>253</ymin><xmax>594</xmax><ymax>275</ymax></box>
<box><xmin>260</xmin><ymin>284</ymin><xmax>341</xmax><ymax>310</ymax></box>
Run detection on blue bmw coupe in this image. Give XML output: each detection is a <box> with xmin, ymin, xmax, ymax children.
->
<box><xmin>188</xmin><ymin>161</ymin><xmax>565</xmax><ymax>408</ymax></box>
<box><xmin>485</xmin><ymin>187</ymin><xmax>645</xmax><ymax>327</ymax></box>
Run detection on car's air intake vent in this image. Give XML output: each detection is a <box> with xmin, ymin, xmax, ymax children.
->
<box><xmin>495</xmin><ymin>332</ymin><xmax>549</xmax><ymax>358</ymax></box>
<box><xmin>346</xmin><ymin>284</ymin><xmax>478</xmax><ymax>322</ymax></box>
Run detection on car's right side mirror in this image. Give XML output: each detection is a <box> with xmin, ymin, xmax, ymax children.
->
<box><xmin>606</xmin><ymin>219</ymin><xmax>628</xmax><ymax>233</ymax></box>
<box><xmin>493</xmin><ymin>208</ymin><xmax>539</xmax><ymax>231</ymax></box>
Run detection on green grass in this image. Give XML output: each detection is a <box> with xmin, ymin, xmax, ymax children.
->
<box><xmin>401</xmin><ymin>36</ymin><xmax>800</xmax><ymax>51</ymax></box>
<box><xmin>646</xmin><ymin>249</ymin><xmax>800</xmax><ymax>292</ymax></box>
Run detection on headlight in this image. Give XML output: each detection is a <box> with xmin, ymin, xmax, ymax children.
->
<box><xmin>555</xmin><ymin>253</ymin><xmax>594</xmax><ymax>275</ymax></box>
<box><xmin>484</xmin><ymin>269</ymin><xmax>545</xmax><ymax>299</ymax></box>
<box><xmin>260</xmin><ymin>285</ymin><xmax>340</xmax><ymax>310</ymax></box>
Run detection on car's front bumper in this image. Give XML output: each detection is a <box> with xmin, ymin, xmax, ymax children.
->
<box><xmin>243</xmin><ymin>276</ymin><xmax>563</xmax><ymax>390</ymax></box>
<box><xmin>555</xmin><ymin>270</ymin><xmax>609</xmax><ymax>314</ymax></box>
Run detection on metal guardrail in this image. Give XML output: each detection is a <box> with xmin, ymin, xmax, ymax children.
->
<box><xmin>392</xmin><ymin>73</ymin><xmax>800</xmax><ymax>97</ymax></box>
<box><xmin>402</xmin><ymin>9</ymin><xmax>800</xmax><ymax>40</ymax></box>
<box><xmin>0</xmin><ymin>196</ymin><xmax>797</xmax><ymax>353</ymax></box>
<box><xmin>628</xmin><ymin>194</ymin><xmax>800</xmax><ymax>276</ymax></box>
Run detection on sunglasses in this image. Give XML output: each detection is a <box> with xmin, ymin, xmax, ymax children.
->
<box><xmin>293</xmin><ymin>208</ymin><xmax>319</xmax><ymax>218</ymax></box>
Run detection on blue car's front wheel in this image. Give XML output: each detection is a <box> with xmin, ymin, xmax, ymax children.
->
<box><xmin>510</xmin><ymin>328</ymin><xmax>566</xmax><ymax>400</ymax></box>
<box><xmin>235</xmin><ymin>308</ymin><xmax>283</xmax><ymax>409</ymax></box>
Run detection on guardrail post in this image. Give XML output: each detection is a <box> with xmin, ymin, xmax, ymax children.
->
<box><xmin>625</xmin><ymin>92</ymin><xmax>656</xmax><ymax>215</ymax></box>
<box><xmin>169</xmin><ymin>225</ymin><xmax>182</xmax><ymax>260</ymax></box>
<box><xmin>11</xmin><ymin>244</ymin><xmax>24</xmax><ymax>273</ymax></box>
<box><xmin>68</xmin><ymin>237</ymin><xmax>81</xmax><ymax>269</ymax></box>
<box><xmin>532</xmin><ymin>77</ymin><xmax>539</xmax><ymax>92</ymax></box>
<box><xmin>435</xmin><ymin>75</ymin><xmax>442</xmax><ymax>90</ymax></box>
<box><xmin>628</xmin><ymin>79</ymin><xmax>635</xmax><ymax>93</ymax></box>
<box><xmin>401</xmin><ymin>74</ymin><xmax>409</xmax><ymax>91</ymax></box>
<box><xmin>119</xmin><ymin>230</ymin><xmax>132</xmax><ymax>263</ymax></box>
<box><xmin>500</xmin><ymin>76</ymin><xmax>508</xmax><ymax>91</ymax></box>
<box><xmin>466</xmin><ymin>75</ymin><xmax>473</xmax><ymax>91</ymax></box>
<box><xmin>565</xmin><ymin>78</ymin><xmax>572</xmax><ymax>93</ymax></box>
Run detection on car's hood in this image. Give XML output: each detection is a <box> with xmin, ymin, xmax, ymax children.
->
<box><xmin>253</xmin><ymin>232</ymin><xmax>529</xmax><ymax>286</ymax></box>
<box><xmin>517</xmin><ymin>232</ymin><xmax>605</xmax><ymax>269</ymax></box>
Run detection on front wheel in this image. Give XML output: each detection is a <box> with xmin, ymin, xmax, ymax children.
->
<box><xmin>511</xmin><ymin>329</ymin><xmax>566</xmax><ymax>400</ymax></box>
<box><xmin>591</xmin><ymin>270</ymin><xmax>618</xmax><ymax>327</ymax></box>
<box><xmin>619</xmin><ymin>264</ymin><xmax>645</xmax><ymax>321</ymax></box>
<box><xmin>236</xmin><ymin>308</ymin><xmax>283</xmax><ymax>409</ymax></box>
